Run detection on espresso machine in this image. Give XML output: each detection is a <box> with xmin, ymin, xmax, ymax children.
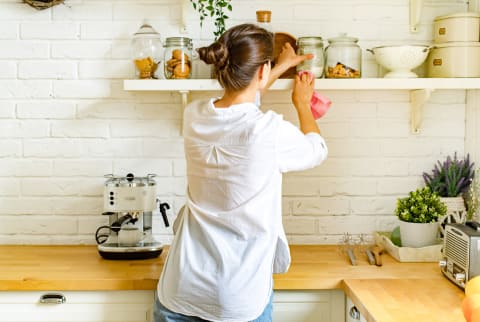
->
<box><xmin>95</xmin><ymin>173</ymin><xmax>170</xmax><ymax>260</ymax></box>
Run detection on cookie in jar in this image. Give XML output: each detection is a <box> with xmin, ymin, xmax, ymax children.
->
<box><xmin>164</xmin><ymin>37</ymin><xmax>193</xmax><ymax>79</ymax></box>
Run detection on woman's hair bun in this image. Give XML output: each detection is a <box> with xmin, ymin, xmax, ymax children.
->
<box><xmin>197</xmin><ymin>41</ymin><xmax>229</xmax><ymax>69</ymax></box>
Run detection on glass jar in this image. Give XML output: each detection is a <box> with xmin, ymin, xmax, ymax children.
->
<box><xmin>256</xmin><ymin>10</ymin><xmax>272</xmax><ymax>33</ymax></box>
<box><xmin>296</xmin><ymin>37</ymin><xmax>325</xmax><ymax>78</ymax></box>
<box><xmin>164</xmin><ymin>37</ymin><xmax>193</xmax><ymax>79</ymax></box>
<box><xmin>131</xmin><ymin>23</ymin><xmax>163</xmax><ymax>79</ymax></box>
<box><xmin>325</xmin><ymin>33</ymin><xmax>362</xmax><ymax>78</ymax></box>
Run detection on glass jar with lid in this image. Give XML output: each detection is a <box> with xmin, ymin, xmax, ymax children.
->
<box><xmin>296</xmin><ymin>37</ymin><xmax>325</xmax><ymax>78</ymax></box>
<box><xmin>325</xmin><ymin>33</ymin><xmax>362</xmax><ymax>78</ymax></box>
<box><xmin>131</xmin><ymin>23</ymin><xmax>163</xmax><ymax>79</ymax></box>
<box><xmin>164</xmin><ymin>37</ymin><xmax>193</xmax><ymax>79</ymax></box>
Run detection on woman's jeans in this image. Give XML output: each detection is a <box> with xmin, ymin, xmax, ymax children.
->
<box><xmin>153</xmin><ymin>292</ymin><xmax>274</xmax><ymax>322</ymax></box>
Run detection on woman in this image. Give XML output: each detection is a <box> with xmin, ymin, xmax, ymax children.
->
<box><xmin>155</xmin><ymin>23</ymin><xmax>328</xmax><ymax>322</ymax></box>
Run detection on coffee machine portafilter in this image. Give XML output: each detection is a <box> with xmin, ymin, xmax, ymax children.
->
<box><xmin>95</xmin><ymin>173</ymin><xmax>170</xmax><ymax>260</ymax></box>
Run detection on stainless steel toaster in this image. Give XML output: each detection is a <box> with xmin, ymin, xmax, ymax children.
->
<box><xmin>440</xmin><ymin>222</ymin><xmax>480</xmax><ymax>289</ymax></box>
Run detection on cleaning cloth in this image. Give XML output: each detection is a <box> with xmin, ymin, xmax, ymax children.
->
<box><xmin>298</xmin><ymin>71</ymin><xmax>332</xmax><ymax>119</ymax></box>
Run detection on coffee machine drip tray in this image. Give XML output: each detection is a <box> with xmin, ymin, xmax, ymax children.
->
<box><xmin>98</xmin><ymin>243</ymin><xmax>164</xmax><ymax>260</ymax></box>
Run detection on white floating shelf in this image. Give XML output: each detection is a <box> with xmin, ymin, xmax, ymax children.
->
<box><xmin>124</xmin><ymin>78</ymin><xmax>480</xmax><ymax>91</ymax></box>
<box><xmin>124</xmin><ymin>78</ymin><xmax>480</xmax><ymax>134</ymax></box>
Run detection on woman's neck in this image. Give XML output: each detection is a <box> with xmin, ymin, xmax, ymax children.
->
<box><xmin>214</xmin><ymin>87</ymin><xmax>257</xmax><ymax>108</ymax></box>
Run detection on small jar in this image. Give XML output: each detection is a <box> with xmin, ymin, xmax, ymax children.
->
<box><xmin>256</xmin><ymin>10</ymin><xmax>272</xmax><ymax>33</ymax></box>
<box><xmin>131</xmin><ymin>23</ymin><xmax>163</xmax><ymax>79</ymax></box>
<box><xmin>325</xmin><ymin>33</ymin><xmax>362</xmax><ymax>78</ymax></box>
<box><xmin>164</xmin><ymin>37</ymin><xmax>193</xmax><ymax>79</ymax></box>
<box><xmin>296</xmin><ymin>37</ymin><xmax>324</xmax><ymax>78</ymax></box>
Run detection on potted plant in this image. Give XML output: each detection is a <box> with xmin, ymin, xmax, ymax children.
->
<box><xmin>422</xmin><ymin>152</ymin><xmax>475</xmax><ymax>230</ymax></box>
<box><xmin>395</xmin><ymin>186</ymin><xmax>447</xmax><ymax>247</ymax></box>
<box><xmin>189</xmin><ymin>0</ymin><xmax>233</xmax><ymax>40</ymax></box>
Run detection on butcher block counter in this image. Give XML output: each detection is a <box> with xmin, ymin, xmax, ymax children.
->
<box><xmin>0</xmin><ymin>245</ymin><xmax>465</xmax><ymax>322</ymax></box>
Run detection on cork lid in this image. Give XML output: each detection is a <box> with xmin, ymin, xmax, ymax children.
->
<box><xmin>256</xmin><ymin>10</ymin><xmax>272</xmax><ymax>23</ymax></box>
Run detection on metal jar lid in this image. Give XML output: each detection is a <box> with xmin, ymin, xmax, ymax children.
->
<box><xmin>165</xmin><ymin>37</ymin><xmax>193</xmax><ymax>48</ymax></box>
<box><xmin>327</xmin><ymin>33</ymin><xmax>359</xmax><ymax>44</ymax></box>
<box><xmin>297</xmin><ymin>37</ymin><xmax>324</xmax><ymax>47</ymax></box>
<box><xmin>104</xmin><ymin>173</ymin><xmax>157</xmax><ymax>187</ymax></box>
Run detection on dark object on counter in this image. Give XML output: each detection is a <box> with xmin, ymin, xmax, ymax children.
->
<box><xmin>24</xmin><ymin>0</ymin><xmax>64</xmax><ymax>10</ymax></box>
<box><xmin>371</xmin><ymin>246</ymin><xmax>384</xmax><ymax>266</ymax></box>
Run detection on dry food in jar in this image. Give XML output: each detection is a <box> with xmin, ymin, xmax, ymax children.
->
<box><xmin>326</xmin><ymin>62</ymin><xmax>360</xmax><ymax>78</ymax></box>
<box><xmin>164</xmin><ymin>37</ymin><xmax>193</xmax><ymax>79</ymax></box>
<box><xmin>134</xmin><ymin>56</ymin><xmax>158</xmax><ymax>79</ymax></box>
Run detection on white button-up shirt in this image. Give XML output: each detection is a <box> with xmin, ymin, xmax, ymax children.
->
<box><xmin>158</xmin><ymin>98</ymin><xmax>328</xmax><ymax>322</ymax></box>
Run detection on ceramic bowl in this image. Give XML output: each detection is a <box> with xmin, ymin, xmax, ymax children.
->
<box><xmin>368</xmin><ymin>45</ymin><xmax>430</xmax><ymax>78</ymax></box>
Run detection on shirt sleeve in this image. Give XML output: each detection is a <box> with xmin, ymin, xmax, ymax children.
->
<box><xmin>276</xmin><ymin>119</ymin><xmax>328</xmax><ymax>173</ymax></box>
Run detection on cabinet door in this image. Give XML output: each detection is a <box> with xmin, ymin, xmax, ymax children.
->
<box><xmin>0</xmin><ymin>290</ymin><xmax>155</xmax><ymax>322</ymax></box>
<box><xmin>273</xmin><ymin>290</ymin><xmax>345</xmax><ymax>322</ymax></box>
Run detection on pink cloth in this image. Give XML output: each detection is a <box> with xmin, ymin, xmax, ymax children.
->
<box><xmin>297</xmin><ymin>71</ymin><xmax>331</xmax><ymax>119</ymax></box>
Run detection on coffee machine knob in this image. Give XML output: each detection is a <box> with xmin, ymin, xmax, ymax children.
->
<box><xmin>126</xmin><ymin>173</ymin><xmax>134</xmax><ymax>182</ymax></box>
<box><xmin>439</xmin><ymin>260</ymin><xmax>447</xmax><ymax>267</ymax></box>
<box><xmin>455</xmin><ymin>273</ymin><xmax>466</xmax><ymax>282</ymax></box>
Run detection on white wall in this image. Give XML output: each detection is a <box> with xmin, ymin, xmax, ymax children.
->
<box><xmin>0</xmin><ymin>0</ymin><xmax>472</xmax><ymax>245</ymax></box>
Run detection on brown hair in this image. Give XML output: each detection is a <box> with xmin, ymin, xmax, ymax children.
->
<box><xmin>197</xmin><ymin>23</ymin><xmax>273</xmax><ymax>92</ymax></box>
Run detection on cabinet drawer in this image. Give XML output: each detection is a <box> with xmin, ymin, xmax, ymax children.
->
<box><xmin>0</xmin><ymin>291</ymin><xmax>154</xmax><ymax>322</ymax></box>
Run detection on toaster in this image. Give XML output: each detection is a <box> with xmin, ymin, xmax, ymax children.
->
<box><xmin>440</xmin><ymin>222</ymin><xmax>480</xmax><ymax>289</ymax></box>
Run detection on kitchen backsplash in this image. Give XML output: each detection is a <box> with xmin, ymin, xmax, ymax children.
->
<box><xmin>0</xmin><ymin>0</ymin><xmax>473</xmax><ymax>245</ymax></box>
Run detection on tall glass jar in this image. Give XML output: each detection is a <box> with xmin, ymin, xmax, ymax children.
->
<box><xmin>296</xmin><ymin>37</ymin><xmax>325</xmax><ymax>78</ymax></box>
<box><xmin>325</xmin><ymin>33</ymin><xmax>362</xmax><ymax>78</ymax></box>
<box><xmin>131</xmin><ymin>23</ymin><xmax>163</xmax><ymax>79</ymax></box>
<box><xmin>164</xmin><ymin>37</ymin><xmax>193</xmax><ymax>79</ymax></box>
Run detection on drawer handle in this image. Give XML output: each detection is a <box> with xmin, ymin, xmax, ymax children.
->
<box><xmin>39</xmin><ymin>293</ymin><xmax>66</xmax><ymax>304</ymax></box>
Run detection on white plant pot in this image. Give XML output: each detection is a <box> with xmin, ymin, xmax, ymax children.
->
<box><xmin>399</xmin><ymin>221</ymin><xmax>439</xmax><ymax>248</ymax></box>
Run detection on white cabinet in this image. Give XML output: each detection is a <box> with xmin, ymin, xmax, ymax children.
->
<box><xmin>273</xmin><ymin>290</ymin><xmax>345</xmax><ymax>322</ymax></box>
<box><xmin>0</xmin><ymin>290</ymin><xmax>155</xmax><ymax>322</ymax></box>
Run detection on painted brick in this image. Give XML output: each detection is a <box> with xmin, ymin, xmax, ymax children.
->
<box><xmin>79</xmin><ymin>139</ymin><xmax>144</xmax><ymax>158</ymax></box>
<box><xmin>0</xmin><ymin>179</ymin><xmax>20</xmax><ymax>196</ymax></box>
<box><xmin>53</xmin><ymin>3</ymin><xmax>113</xmax><ymax>20</ymax></box>
<box><xmin>0</xmin><ymin>102</ymin><xmax>15</xmax><ymax>118</ymax></box>
<box><xmin>17</xmin><ymin>101</ymin><xmax>76</xmax><ymax>119</ymax></box>
<box><xmin>0</xmin><ymin>80</ymin><xmax>52</xmax><ymax>99</ymax></box>
<box><xmin>172</xmin><ymin>158</ymin><xmax>186</xmax><ymax>177</ymax></box>
<box><xmin>24</xmin><ymin>139</ymin><xmax>83</xmax><ymax>158</ymax></box>
<box><xmin>52</xmin><ymin>42</ymin><xmax>112</xmax><ymax>59</ymax></box>
<box><xmin>18</xmin><ymin>61</ymin><xmax>77</xmax><ymax>80</ymax></box>
<box><xmin>53</xmin><ymin>80</ymin><xmax>112</xmax><ymax>98</ymax></box>
<box><xmin>110</xmin><ymin>120</ymin><xmax>175</xmax><ymax>138</ymax></box>
<box><xmin>80</xmin><ymin>22</ymin><xmax>140</xmax><ymax>40</ymax></box>
<box><xmin>21</xmin><ymin>178</ymin><xmax>103</xmax><ymax>196</ymax></box>
<box><xmin>51</xmin><ymin>120</ymin><xmax>110</xmax><ymax>138</ymax></box>
<box><xmin>282</xmin><ymin>177</ymin><xmax>335</xmax><ymax>197</ymax></box>
<box><xmin>21</xmin><ymin>22</ymin><xmax>78</xmax><ymax>40</ymax></box>
<box><xmin>0</xmin><ymin>41</ymin><xmax>49</xmax><ymax>59</ymax></box>
<box><xmin>51</xmin><ymin>196</ymin><xmax>103</xmax><ymax>215</ymax></box>
<box><xmin>0</xmin><ymin>3</ymin><xmax>50</xmax><ymax>21</ymax></box>
<box><xmin>0</xmin><ymin>61</ymin><xmax>16</xmax><ymax>79</ymax></box>
<box><xmin>0</xmin><ymin>159</ymin><xmax>52</xmax><ymax>177</ymax></box>
<box><xmin>0</xmin><ymin>120</ymin><xmax>49</xmax><ymax>138</ymax></box>
<box><xmin>292</xmin><ymin>197</ymin><xmax>350</xmax><ymax>216</ymax></box>
<box><xmin>0</xmin><ymin>216</ymin><xmax>78</xmax><ymax>234</ymax></box>
<box><xmin>113</xmin><ymin>159</ymin><xmax>173</xmax><ymax>177</ymax></box>
<box><xmin>0</xmin><ymin>197</ymin><xmax>52</xmax><ymax>215</ymax></box>
<box><xmin>79</xmin><ymin>60</ymin><xmax>132</xmax><ymax>79</ymax></box>
<box><xmin>377</xmin><ymin>177</ymin><xmax>423</xmax><ymax>195</ymax></box>
<box><xmin>53</xmin><ymin>159</ymin><xmax>113</xmax><ymax>177</ymax></box>
<box><xmin>0</xmin><ymin>140</ymin><xmax>21</xmax><ymax>157</ymax></box>
<box><xmin>283</xmin><ymin>217</ymin><xmax>317</xmax><ymax>235</ymax></box>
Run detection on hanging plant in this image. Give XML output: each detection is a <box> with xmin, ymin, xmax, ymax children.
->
<box><xmin>190</xmin><ymin>0</ymin><xmax>233</xmax><ymax>40</ymax></box>
<box><xmin>24</xmin><ymin>0</ymin><xmax>64</xmax><ymax>10</ymax></box>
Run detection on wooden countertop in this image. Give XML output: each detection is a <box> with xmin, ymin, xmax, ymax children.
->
<box><xmin>0</xmin><ymin>245</ymin><xmax>466</xmax><ymax>322</ymax></box>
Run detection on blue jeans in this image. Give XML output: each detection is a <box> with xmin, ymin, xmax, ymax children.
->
<box><xmin>153</xmin><ymin>291</ymin><xmax>274</xmax><ymax>322</ymax></box>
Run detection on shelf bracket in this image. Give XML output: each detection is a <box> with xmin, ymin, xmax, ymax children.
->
<box><xmin>409</xmin><ymin>0</ymin><xmax>424</xmax><ymax>33</ymax></box>
<box><xmin>410</xmin><ymin>88</ymin><xmax>433</xmax><ymax>134</ymax></box>
<box><xmin>179</xmin><ymin>90</ymin><xmax>189</xmax><ymax>133</ymax></box>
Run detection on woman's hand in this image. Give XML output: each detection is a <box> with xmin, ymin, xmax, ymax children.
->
<box><xmin>292</xmin><ymin>72</ymin><xmax>314</xmax><ymax>111</ymax></box>
<box><xmin>276</xmin><ymin>43</ymin><xmax>313</xmax><ymax>72</ymax></box>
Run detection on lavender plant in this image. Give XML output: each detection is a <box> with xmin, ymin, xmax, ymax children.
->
<box><xmin>422</xmin><ymin>153</ymin><xmax>475</xmax><ymax>198</ymax></box>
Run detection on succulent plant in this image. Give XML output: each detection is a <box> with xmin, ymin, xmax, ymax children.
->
<box><xmin>422</xmin><ymin>152</ymin><xmax>475</xmax><ymax>198</ymax></box>
<box><xmin>395</xmin><ymin>187</ymin><xmax>447</xmax><ymax>223</ymax></box>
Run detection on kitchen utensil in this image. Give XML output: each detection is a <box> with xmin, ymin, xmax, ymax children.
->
<box><xmin>340</xmin><ymin>233</ymin><xmax>357</xmax><ymax>265</ymax></box>
<box><xmin>95</xmin><ymin>173</ymin><xmax>170</xmax><ymax>260</ymax></box>
<box><xmin>298</xmin><ymin>71</ymin><xmax>332</xmax><ymax>119</ymax></box>
<box><xmin>367</xmin><ymin>45</ymin><xmax>430</xmax><ymax>78</ymax></box>
<box><xmin>434</xmin><ymin>12</ymin><xmax>480</xmax><ymax>43</ymax></box>
<box><xmin>427</xmin><ymin>42</ymin><xmax>480</xmax><ymax>78</ymax></box>
<box><xmin>274</xmin><ymin>32</ymin><xmax>297</xmax><ymax>78</ymax></box>
<box><xmin>365</xmin><ymin>249</ymin><xmax>376</xmax><ymax>265</ymax></box>
<box><xmin>371</xmin><ymin>246</ymin><xmax>384</xmax><ymax>266</ymax></box>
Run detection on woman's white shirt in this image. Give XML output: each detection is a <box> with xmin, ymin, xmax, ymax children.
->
<box><xmin>158</xmin><ymin>98</ymin><xmax>327</xmax><ymax>322</ymax></box>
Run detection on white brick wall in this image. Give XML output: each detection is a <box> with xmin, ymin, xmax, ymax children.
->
<box><xmin>0</xmin><ymin>0</ymin><xmax>473</xmax><ymax>245</ymax></box>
